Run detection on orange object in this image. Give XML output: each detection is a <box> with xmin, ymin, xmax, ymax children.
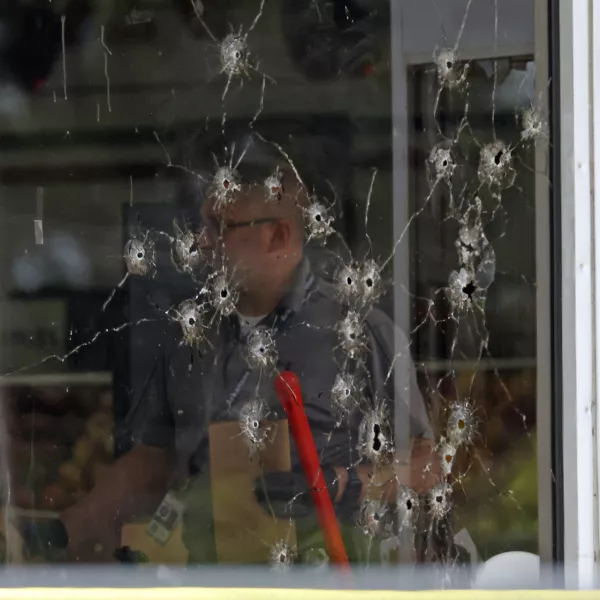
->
<box><xmin>274</xmin><ymin>371</ymin><xmax>350</xmax><ymax>569</ymax></box>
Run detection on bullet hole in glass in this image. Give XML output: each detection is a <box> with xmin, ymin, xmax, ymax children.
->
<box><xmin>27</xmin><ymin>0</ymin><xmax>544</xmax><ymax>570</ymax></box>
<box><xmin>239</xmin><ymin>397</ymin><xmax>271</xmax><ymax>450</ymax></box>
<box><xmin>174</xmin><ymin>299</ymin><xmax>207</xmax><ymax>349</ymax></box>
<box><xmin>244</xmin><ymin>327</ymin><xmax>279</xmax><ymax>372</ymax></box>
<box><xmin>462</xmin><ymin>281</ymin><xmax>476</xmax><ymax>299</ymax></box>
<box><xmin>372</xmin><ymin>423</ymin><xmax>382</xmax><ymax>452</ymax></box>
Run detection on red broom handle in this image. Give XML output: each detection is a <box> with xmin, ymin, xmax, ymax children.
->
<box><xmin>275</xmin><ymin>371</ymin><xmax>350</xmax><ymax>568</ymax></box>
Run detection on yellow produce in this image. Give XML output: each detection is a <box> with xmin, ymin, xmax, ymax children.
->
<box><xmin>85</xmin><ymin>411</ymin><xmax>112</xmax><ymax>444</ymax></box>
<box><xmin>72</xmin><ymin>436</ymin><xmax>95</xmax><ymax>467</ymax></box>
<box><xmin>58</xmin><ymin>461</ymin><xmax>82</xmax><ymax>489</ymax></box>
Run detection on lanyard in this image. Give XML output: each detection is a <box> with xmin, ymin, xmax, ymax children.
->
<box><xmin>226</xmin><ymin>370</ymin><xmax>251</xmax><ymax>409</ymax></box>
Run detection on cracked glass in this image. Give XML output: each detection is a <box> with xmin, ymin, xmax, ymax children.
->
<box><xmin>0</xmin><ymin>0</ymin><xmax>549</xmax><ymax>586</ymax></box>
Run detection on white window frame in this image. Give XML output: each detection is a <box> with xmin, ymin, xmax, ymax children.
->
<box><xmin>559</xmin><ymin>0</ymin><xmax>600</xmax><ymax>588</ymax></box>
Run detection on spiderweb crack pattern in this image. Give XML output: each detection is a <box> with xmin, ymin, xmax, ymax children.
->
<box><xmin>330</xmin><ymin>369</ymin><xmax>363</xmax><ymax>426</ymax></box>
<box><xmin>334</xmin><ymin>258</ymin><xmax>383</xmax><ymax>311</ymax></box>
<box><xmin>172</xmin><ymin>298</ymin><xmax>210</xmax><ymax>350</ymax></box>
<box><xmin>519</xmin><ymin>103</ymin><xmax>549</xmax><ymax>146</ymax></box>
<box><xmin>189</xmin><ymin>0</ymin><xmax>271</xmax><ymax>102</ymax></box>
<box><xmin>264</xmin><ymin>166</ymin><xmax>285</xmax><ymax>203</ymax></box>
<box><xmin>357</xmin><ymin>397</ymin><xmax>394</xmax><ymax>465</ymax></box>
<box><xmin>124</xmin><ymin>235</ymin><xmax>157</xmax><ymax>278</ymax></box>
<box><xmin>171</xmin><ymin>224</ymin><xmax>203</xmax><ymax>275</ymax></box>
<box><xmin>397</xmin><ymin>485</ymin><xmax>420</xmax><ymax>531</ymax></box>
<box><xmin>205</xmin><ymin>266</ymin><xmax>241</xmax><ymax>320</ymax></box>
<box><xmin>238</xmin><ymin>394</ymin><xmax>274</xmax><ymax>454</ymax></box>
<box><xmin>0</xmin><ymin>0</ymin><xmax>547</xmax><ymax>575</ymax></box>
<box><xmin>269</xmin><ymin>539</ymin><xmax>295</xmax><ymax>571</ymax></box>
<box><xmin>305</xmin><ymin>198</ymin><xmax>336</xmax><ymax>244</ymax></box>
<box><xmin>243</xmin><ymin>326</ymin><xmax>279</xmax><ymax>373</ymax></box>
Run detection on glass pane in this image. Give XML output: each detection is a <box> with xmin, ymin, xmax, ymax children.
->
<box><xmin>408</xmin><ymin>55</ymin><xmax>540</xmax><ymax>560</ymax></box>
<box><xmin>0</xmin><ymin>0</ymin><xmax>549</xmax><ymax>588</ymax></box>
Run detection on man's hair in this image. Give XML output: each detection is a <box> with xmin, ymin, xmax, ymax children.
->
<box><xmin>171</xmin><ymin>120</ymin><xmax>351</xmax><ymax>239</ymax></box>
<box><xmin>230</xmin><ymin>132</ymin><xmax>295</xmax><ymax>188</ymax></box>
<box><xmin>227</xmin><ymin>132</ymin><xmax>311</xmax><ymax>236</ymax></box>
<box><xmin>173</xmin><ymin>127</ymin><xmax>309</xmax><ymax>232</ymax></box>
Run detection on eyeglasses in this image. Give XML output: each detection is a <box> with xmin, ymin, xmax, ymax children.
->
<box><xmin>203</xmin><ymin>216</ymin><xmax>279</xmax><ymax>240</ymax></box>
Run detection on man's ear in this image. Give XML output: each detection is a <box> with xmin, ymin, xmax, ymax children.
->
<box><xmin>266</xmin><ymin>219</ymin><xmax>291</xmax><ymax>254</ymax></box>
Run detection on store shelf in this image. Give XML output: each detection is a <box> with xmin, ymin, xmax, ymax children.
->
<box><xmin>8</xmin><ymin>507</ymin><xmax>59</xmax><ymax>520</ymax></box>
<box><xmin>417</xmin><ymin>358</ymin><xmax>536</xmax><ymax>372</ymax></box>
<box><xmin>0</xmin><ymin>372</ymin><xmax>112</xmax><ymax>387</ymax></box>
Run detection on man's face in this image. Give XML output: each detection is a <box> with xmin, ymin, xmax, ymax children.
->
<box><xmin>198</xmin><ymin>187</ymin><xmax>277</xmax><ymax>289</ymax></box>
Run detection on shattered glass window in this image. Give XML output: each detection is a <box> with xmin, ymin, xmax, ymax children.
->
<box><xmin>0</xmin><ymin>0</ymin><xmax>549</xmax><ymax>584</ymax></box>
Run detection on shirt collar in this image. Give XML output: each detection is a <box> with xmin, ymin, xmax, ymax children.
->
<box><xmin>275</xmin><ymin>255</ymin><xmax>313</xmax><ymax>316</ymax></box>
<box><xmin>224</xmin><ymin>255</ymin><xmax>313</xmax><ymax>335</ymax></box>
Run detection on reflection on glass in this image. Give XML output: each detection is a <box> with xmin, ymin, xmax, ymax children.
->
<box><xmin>0</xmin><ymin>0</ymin><xmax>546</xmax><ymax>585</ymax></box>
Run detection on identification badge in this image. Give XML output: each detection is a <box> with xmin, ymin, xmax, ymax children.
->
<box><xmin>147</xmin><ymin>491</ymin><xmax>186</xmax><ymax>545</ymax></box>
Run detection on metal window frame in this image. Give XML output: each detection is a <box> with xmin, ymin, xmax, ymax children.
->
<box><xmin>535</xmin><ymin>0</ymin><xmax>555</xmax><ymax>568</ymax></box>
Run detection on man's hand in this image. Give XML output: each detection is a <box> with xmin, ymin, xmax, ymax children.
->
<box><xmin>21</xmin><ymin>519</ymin><xmax>69</xmax><ymax>560</ymax></box>
<box><xmin>254</xmin><ymin>467</ymin><xmax>362</xmax><ymax>522</ymax></box>
<box><xmin>58</xmin><ymin>444</ymin><xmax>173</xmax><ymax>550</ymax></box>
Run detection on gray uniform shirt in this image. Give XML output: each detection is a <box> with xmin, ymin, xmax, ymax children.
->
<box><xmin>132</xmin><ymin>256</ymin><xmax>432</xmax><ymax>477</ymax></box>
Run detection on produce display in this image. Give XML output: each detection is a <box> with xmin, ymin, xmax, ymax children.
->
<box><xmin>0</xmin><ymin>367</ymin><xmax>537</xmax><ymax>564</ymax></box>
<box><xmin>5</xmin><ymin>384</ymin><xmax>114</xmax><ymax>513</ymax></box>
<box><xmin>427</xmin><ymin>366</ymin><xmax>538</xmax><ymax>560</ymax></box>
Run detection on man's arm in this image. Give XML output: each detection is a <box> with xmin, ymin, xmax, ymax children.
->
<box><xmin>22</xmin><ymin>348</ymin><xmax>177</xmax><ymax>557</ymax></box>
<box><xmin>318</xmin><ymin>309</ymin><xmax>441</xmax><ymax>508</ymax></box>
<box><xmin>349</xmin><ymin>437</ymin><xmax>441</xmax><ymax>503</ymax></box>
<box><xmin>60</xmin><ymin>443</ymin><xmax>174</xmax><ymax>548</ymax></box>
<box><xmin>61</xmin><ymin>346</ymin><xmax>179</xmax><ymax>549</ymax></box>
<box><xmin>359</xmin><ymin>311</ymin><xmax>442</xmax><ymax>500</ymax></box>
